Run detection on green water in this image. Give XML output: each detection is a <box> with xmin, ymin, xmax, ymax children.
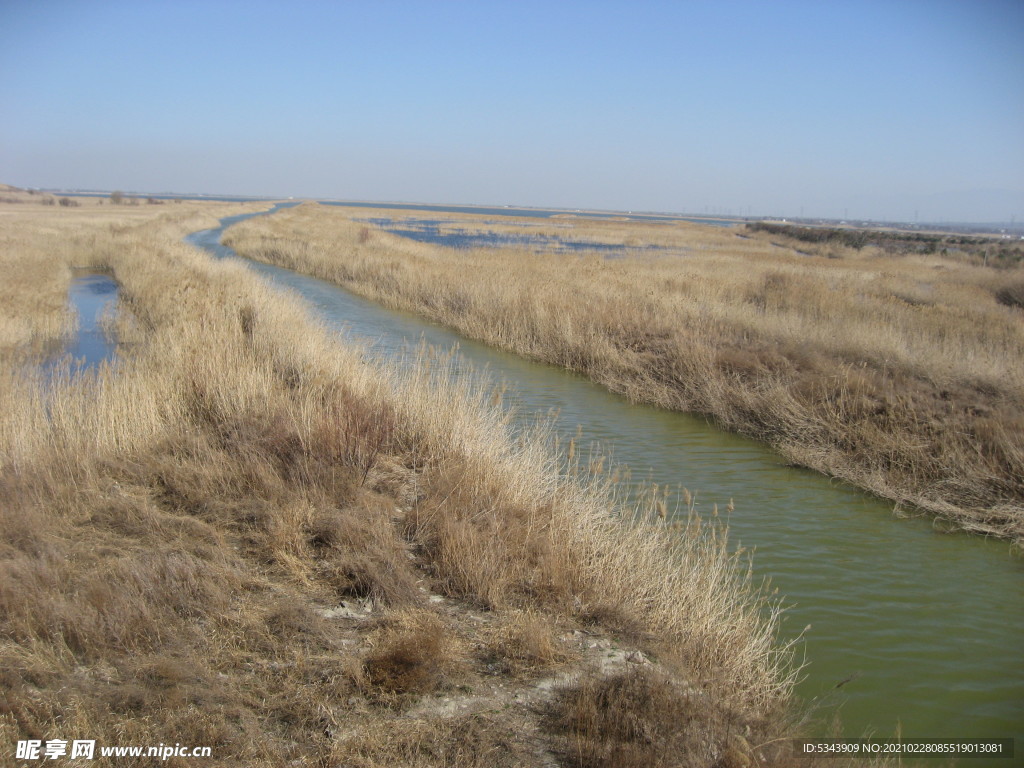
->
<box><xmin>188</xmin><ymin>214</ymin><xmax>1023</xmax><ymax>765</ymax></box>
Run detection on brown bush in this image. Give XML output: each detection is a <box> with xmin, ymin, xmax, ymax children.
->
<box><xmin>993</xmin><ymin>277</ymin><xmax>1024</xmax><ymax>309</ymax></box>
<box><xmin>363</xmin><ymin>611</ymin><xmax>455</xmax><ymax>696</ymax></box>
<box><xmin>545</xmin><ymin>667</ymin><xmax>764</xmax><ymax>768</ymax></box>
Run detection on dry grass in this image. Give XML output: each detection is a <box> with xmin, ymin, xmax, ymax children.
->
<box><xmin>544</xmin><ymin>665</ymin><xmax>917</xmax><ymax>768</ymax></box>
<box><xmin>328</xmin><ymin>713</ymin><xmax>539</xmax><ymax>768</ymax></box>
<box><xmin>544</xmin><ymin>666</ymin><xmax>765</xmax><ymax>768</ymax></box>
<box><xmin>361</xmin><ymin>610</ymin><xmax>461</xmax><ymax>698</ymax></box>
<box><xmin>0</xmin><ymin>216</ymin><xmax>76</xmax><ymax>360</ymax></box>
<box><xmin>480</xmin><ymin>609</ymin><xmax>572</xmax><ymax>675</ymax></box>
<box><xmin>0</xmin><ymin>201</ymin><xmax>816</xmax><ymax>765</ymax></box>
<box><xmin>224</xmin><ymin>203</ymin><xmax>1024</xmax><ymax>541</ymax></box>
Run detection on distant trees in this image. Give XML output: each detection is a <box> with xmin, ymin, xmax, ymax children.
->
<box><xmin>745</xmin><ymin>221</ymin><xmax>1023</xmax><ymax>267</ymax></box>
<box><xmin>110</xmin><ymin>190</ymin><xmax>124</xmax><ymax>205</ymax></box>
<box><xmin>746</xmin><ymin>222</ymin><xmax>870</xmax><ymax>249</ymax></box>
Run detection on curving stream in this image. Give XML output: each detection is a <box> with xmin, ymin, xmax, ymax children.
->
<box><xmin>187</xmin><ymin>208</ymin><xmax>1023</xmax><ymax>764</ymax></box>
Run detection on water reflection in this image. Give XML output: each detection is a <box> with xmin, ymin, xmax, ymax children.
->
<box><xmin>44</xmin><ymin>271</ymin><xmax>118</xmax><ymax>375</ymax></box>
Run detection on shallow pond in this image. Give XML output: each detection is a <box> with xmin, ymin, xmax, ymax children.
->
<box><xmin>356</xmin><ymin>216</ymin><xmax>672</xmax><ymax>256</ymax></box>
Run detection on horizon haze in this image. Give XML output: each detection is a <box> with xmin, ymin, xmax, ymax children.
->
<box><xmin>2</xmin><ymin>0</ymin><xmax>1022</xmax><ymax>223</ymax></box>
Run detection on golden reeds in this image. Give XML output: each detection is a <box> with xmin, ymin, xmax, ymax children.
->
<box><xmin>0</xmin><ymin>201</ymin><xmax>805</xmax><ymax>765</ymax></box>
<box><xmin>224</xmin><ymin>203</ymin><xmax>1024</xmax><ymax>542</ymax></box>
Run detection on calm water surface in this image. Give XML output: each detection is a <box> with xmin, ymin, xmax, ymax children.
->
<box><xmin>188</xmin><ymin>210</ymin><xmax>1023</xmax><ymax>764</ymax></box>
<box><xmin>323</xmin><ymin>200</ymin><xmax>737</xmax><ymax>226</ymax></box>
<box><xmin>356</xmin><ymin>217</ymin><xmax>674</xmax><ymax>256</ymax></box>
<box><xmin>44</xmin><ymin>271</ymin><xmax>118</xmax><ymax>374</ymax></box>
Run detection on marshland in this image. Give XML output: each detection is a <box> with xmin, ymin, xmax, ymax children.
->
<box><xmin>224</xmin><ymin>203</ymin><xmax>1023</xmax><ymax>751</ymax></box>
<box><xmin>226</xmin><ymin>202</ymin><xmax>1024</xmax><ymax>540</ymax></box>
<box><xmin>6</xmin><ymin>1</ymin><xmax>1023</xmax><ymax>764</ymax></box>
<box><xmin>0</xmin><ymin>193</ymin><xmax>813</xmax><ymax>766</ymax></box>
<box><xmin>3</xmin><ymin>188</ymin><xmax>1021</xmax><ymax>766</ymax></box>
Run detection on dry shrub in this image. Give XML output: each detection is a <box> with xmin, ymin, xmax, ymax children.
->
<box><xmin>993</xmin><ymin>276</ymin><xmax>1024</xmax><ymax>309</ymax></box>
<box><xmin>308</xmin><ymin>499</ymin><xmax>421</xmax><ymax>606</ymax></box>
<box><xmin>302</xmin><ymin>386</ymin><xmax>403</xmax><ymax>483</ymax></box>
<box><xmin>363</xmin><ymin>610</ymin><xmax>458</xmax><ymax>697</ymax></box>
<box><xmin>545</xmin><ymin>667</ymin><xmax>766</xmax><ymax>768</ymax></box>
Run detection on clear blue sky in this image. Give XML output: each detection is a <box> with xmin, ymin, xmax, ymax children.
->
<box><xmin>2</xmin><ymin>0</ymin><xmax>1022</xmax><ymax>222</ymax></box>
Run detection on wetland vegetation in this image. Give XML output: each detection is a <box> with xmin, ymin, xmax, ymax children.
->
<box><xmin>0</xmin><ymin>194</ymin><xmax>852</xmax><ymax>766</ymax></box>
<box><xmin>225</xmin><ymin>203</ymin><xmax>1024</xmax><ymax>543</ymax></box>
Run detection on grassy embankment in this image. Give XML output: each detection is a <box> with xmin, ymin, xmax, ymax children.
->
<box><xmin>0</xmin><ymin>199</ymin><xmax>824</xmax><ymax>766</ymax></box>
<box><xmin>223</xmin><ymin>203</ymin><xmax>1024</xmax><ymax>543</ymax></box>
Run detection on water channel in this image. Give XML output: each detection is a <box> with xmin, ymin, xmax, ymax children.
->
<box><xmin>187</xmin><ymin>208</ymin><xmax>1023</xmax><ymax>764</ymax></box>
<box><xmin>44</xmin><ymin>270</ymin><xmax>119</xmax><ymax>376</ymax></box>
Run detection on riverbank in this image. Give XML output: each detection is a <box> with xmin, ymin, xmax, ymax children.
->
<box><xmin>0</xmin><ymin>203</ymin><xmax>818</xmax><ymax>765</ymax></box>
<box><xmin>224</xmin><ymin>202</ymin><xmax>1024</xmax><ymax>543</ymax></box>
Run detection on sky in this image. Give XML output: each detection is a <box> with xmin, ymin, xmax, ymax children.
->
<box><xmin>2</xmin><ymin>0</ymin><xmax>1022</xmax><ymax>222</ymax></box>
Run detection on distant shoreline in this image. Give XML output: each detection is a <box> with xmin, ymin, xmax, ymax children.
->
<box><xmin>36</xmin><ymin>188</ymin><xmax>1023</xmax><ymax>236</ymax></box>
